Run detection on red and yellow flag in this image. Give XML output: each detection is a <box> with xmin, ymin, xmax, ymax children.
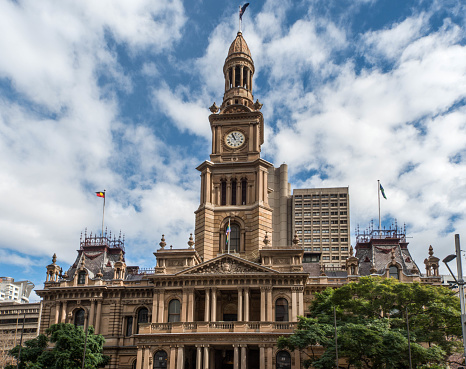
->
<box><xmin>96</xmin><ymin>191</ymin><xmax>105</xmax><ymax>198</ymax></box>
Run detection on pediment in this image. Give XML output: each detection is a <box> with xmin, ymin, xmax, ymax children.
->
<box><xmin>176</xmin><ymin>254</ymin><xmax>278</xmax><ymax>275</ymax></box>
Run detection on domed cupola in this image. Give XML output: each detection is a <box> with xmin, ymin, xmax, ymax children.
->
<box><xmin>222</xmin><ymin>32</ymin><xmax>255</xmax><ymax>110</ymax></box>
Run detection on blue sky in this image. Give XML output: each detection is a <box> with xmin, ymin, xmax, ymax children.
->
<box><xmin>0</xmin><ymin>0</ymin><xmax>465</xmax><ymax>300</ymax></box>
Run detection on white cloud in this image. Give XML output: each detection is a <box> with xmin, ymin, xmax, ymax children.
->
<box><xmin>152</xmin><ymin>85</ymin><xmax>211</xmax><ymax>139</ymax></box>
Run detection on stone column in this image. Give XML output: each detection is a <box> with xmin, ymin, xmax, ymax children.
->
<box><xmin>200</xmin><ymin>173</ymin><xmax>205</xmax><ymax>204</ymax></box>
<box><xmin>152</xmin><ymin>291</ymin><xmax>158</xmax><ymax>323</ymax></box>
<box><xmin>250</xmin><ymin>71</ymin><xmax>253</xmax><ymax>93</ymax></box>
<box><xmin>240</xmin><ymin>345</ymin><xmax>247</xmax><ymax>369</ymax></box>
<box><xmin>143</xmin><ymin>347</ymin><xmax>150</xmax><ymax>369</ymax></box>
<box><xmin>263</xmin><ymin>169</ymin><xmax>268</xmax><ymax>205</ymax></box>
<box><xmin>54</xmin><ymin>302</ymin><xmax>60</xmax><ymax>324</ymax></box>
<box><xmin>204</xmin><ymin>345</ymin><xmax>210</xmax><ymax>369</ymax></box>
<box><xmin>232</xmin><ymin>67</ymin><xmax>236</xmax><ymax>88</ymax></box>
<box><xmin>158</xmin><ymin>290</ymin><xmax>165</xmax><ymax>323</ymax></box>
<box><xmin>226</xmin><ymin>180</ymin><xmax>232</xmax><ymax>206</ymax></box>
<box><xmin>259</xmin><ymin>345</ymin><xmax>265</xmax><ymax>369</ymax></box>
<box><xmin>233</xmin><ymin>345</ymin><xmax>239</xmax><ymax>369</ymax></box>
<box><xmin>266</xmin><ymin>287</ymin><xmax>273</xmax><ymax>321</ymax></box>
<box><xmin>196</xmin><ymin>345</ymin><xmax>202</xmax><ymax>369</ymax></box>
<box><xmin>181</xmin><ymin>289</ymin><xmax>188</xmax><ymax>322</ymax></box>
<box><xmin>260</xmin><ymin>287</ymin><xmax>266</xmax><ymax>321</ymax></box>
<box><xmin>244</xmin><ymin>288</ymin><xmax>250</xmax><ymax>321</ymax></box>
<box><xmin>295</xmin><ymin>350</ymin><xmax>301</xmax><ymax>369</ymax></box>
<box><xmin>188</xmin><ymin>288</ymin><xmax>194</xmax><ymax>322</ymax></box>
<box><xmin>177</xmin><ymin>346</ymin><xmax>184</xmax><ymax>369</ymax></box>
<box><xmin>240</xmin><ymin>66</ymin><xmax>244</xmax><ymax>88</ymax></box>
<box><xmin>206</xmin><ymin>169</ymin><xmax>212</xmax><ymax>204</ymax></box>
<box><xmin>205</xmin><ymin>288</ymin><xmax>210</xmax><ymax>322</ymax></box>
<box><xmin>211</xmin><ymin>288</ymin><xmax>217</xmax><ymax>321</ymax></box>
<box><xmin>236</xmin><ymin>181</ymin><xmax>241</xmax><ymax>207</ymax></box>
<box><xmin>298</xmin><ymin>287</ymin><xmax>304</xmax><ymax>316</ymax></box>
<box><xmin>136</xmin><ymin>346</ymin><xmax>143</xmax><ymax>369</ymax></box>
<box><xmin>238</xmin><ymin>288</ymin><xmax>243</xmax><ymax>321</ymax></box>
<box><xmin>266</xmin><ymin>346</ymin><xmax>273</xmax><ymax>369</ymax></box>
<box><xmin>169</xmin><ymin>346</ymin><xmax>176</xmax><ymax>369</ymax></box>
<box><xmin>89</xmin><ymin>299</ymin><xmax>96</xmax><ymax>327</ymax></box>
<box><xmin>60</xmin><ymin>301</ymin><xmax>67</xmax><ymax>323</ymax></box>
<box><xmin>291</xmin><ymin>288</ymin><xmax>298</xmax><ymax>322</ymax></box>
<box><xmin>246</xmin><ymin>68</ymin><xmax>250</xmax><ymax>90</ymax></box>
<box><xmin>95</xmin><ymin>300</ymin><xmax>102</xmax><ymax>334</ymax></box>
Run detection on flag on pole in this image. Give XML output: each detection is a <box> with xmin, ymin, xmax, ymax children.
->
<box><xmin>226</xmin><ymin>222</ymin><xmax>231</xmax><ymax>245</ymax></box>
<box><xmin>239</xmin><ymin>3</ymin><xmax>249</xmax><ymax>20</ymax></box>
<box><xmin>379</xmin><ymin>184</ymin><xmax>387</xmax><ymax>200</ymax></box>
<box><xmin>96</xmin><ymin>191</ymin><xmax>105</xmax><ymax>198</ymax></box>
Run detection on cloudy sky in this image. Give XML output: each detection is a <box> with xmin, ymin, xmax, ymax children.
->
<box><xmin>0</xmin><ymin>0</ymin><xmax>465</xmax><ymax>300</ymax></box>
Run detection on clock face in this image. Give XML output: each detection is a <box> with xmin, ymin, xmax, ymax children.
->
<box><xmin>225</xmin><ymin>131</ymin><xmax>245</xmax><ymax>148</ymax></box>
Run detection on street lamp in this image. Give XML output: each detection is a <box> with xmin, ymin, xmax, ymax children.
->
<box><xmin>443</xmin><ymin>234</ymin><xmax>466</xmax><ymax>363</ymax></box>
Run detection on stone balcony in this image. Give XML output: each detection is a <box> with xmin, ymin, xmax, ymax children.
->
<box><xmin>138</xmin><ymin>321</ymin><xmax>296</xmax><ymax>334</ymax></box>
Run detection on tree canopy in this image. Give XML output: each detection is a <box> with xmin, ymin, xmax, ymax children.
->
<box><xmin>6</xmin><ymin>323</ymin><xmax>109</xmax><ymax>369</ymax></box>
<box><xmin>278</xmin><ymin>277</ymin><xmax>462</xmax><ymax>369</ymax></box>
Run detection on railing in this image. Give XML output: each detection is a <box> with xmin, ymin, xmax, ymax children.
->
<box><xmin>142</xmin><ymin>321</ymin><xmax>297</xmax><ymax>334</ymax></box>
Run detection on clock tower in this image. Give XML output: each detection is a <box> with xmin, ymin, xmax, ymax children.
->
<box><xmin>195</xmin><ymin>32</ymin><xmax>273</xmax><ymax>261</ymax></box>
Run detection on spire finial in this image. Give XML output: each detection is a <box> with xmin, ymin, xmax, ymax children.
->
<box><xmin>428</xmin><ymin>245</ymin><xmax>434</xmax><ymax>256</ymax></box>
<box><xmin>263</xmin><ymin>231</ymin><xmax>270</xmax><ymax>246</ymax></box>
<box><xmin>52</xmin><ymin>253</ymin><xmax>57</xmax><ymax>264</ymax></box>
<box><xmin>188</xmin><ymin>233</ymin><xmax>195</xmax><ymax>249</ymax></box>
<box><xmin>159</xmin><ymin>235</ymin><xmax>166</xmax><ymax>249</ymax></box>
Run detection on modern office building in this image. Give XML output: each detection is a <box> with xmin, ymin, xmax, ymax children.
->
<box><xmin>0</xmin><ymin>277</ymin><xmax>35</xmax><ymax>304</ymax></box>
<box><xmin>292</xmin><ymin>187</ymin><xmax>350</xmax><ymax>267</ymax></box>
<box><xmin>0</xmin><ymin>301</ymin><xmax>41</xmax><ymax>367</ymax></box>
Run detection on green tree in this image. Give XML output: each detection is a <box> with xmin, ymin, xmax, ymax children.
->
<box><xmin>6</xmin><ymin>323</ymin><xmax>110</xmax><ymax>369</ymax></box>
<box><xmin>278</xmin><ymin>277</ymin><xmax>462</xmax><ymax>369</ymax></box>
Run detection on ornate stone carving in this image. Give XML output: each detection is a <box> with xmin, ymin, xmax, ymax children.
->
<box><xmin>184</xmin><ymin>257</ymin><xmax>270</xmax><ymax>275</ymax></box>
<box><xmin>209</xmin><ymin>102</ymin><xmax>219</xmax><ymax>113</ymax></box>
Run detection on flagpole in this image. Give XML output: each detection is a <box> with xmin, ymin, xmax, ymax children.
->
<box><xmin>378</xmin><ymin>180</ymin><xmax>381</xmax><ymax>231</ymax></box>
<box><xmin>239</xmin><ymin>6</ymin><xmax>241</xmax><ymax>32</ymax></box>
<box><xmin>102</xmin><ymin>189</ymin><xmax>106</xmax><ymax>237</ymax></box>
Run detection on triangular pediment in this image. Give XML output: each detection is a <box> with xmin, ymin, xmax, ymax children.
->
<box><xmin>175</xmin><ymin>254</ymin><xmax>279</xmax><ymax>276</ymax></box>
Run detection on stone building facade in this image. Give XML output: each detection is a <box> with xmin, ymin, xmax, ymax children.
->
<box><xmin>36</xmin><ymin>32</ymin><xmax>441</xmax><ymax>369</ymax></box>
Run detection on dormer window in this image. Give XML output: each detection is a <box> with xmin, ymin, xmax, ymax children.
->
<box><xmin>389</xmin><ymin>265</ymin><xmax>399</xmax><ymax>279</ymax></box>
<box><xmin>77</xmin><ymin>271</ymin><xmax>86</xmax><ymax>285</ymax></box>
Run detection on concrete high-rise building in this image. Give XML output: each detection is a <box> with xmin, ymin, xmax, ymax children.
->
<box><xmin>0</xmin><ymin>277</ymin><xmax>34</xmax><ymax>304</ymax></box>
<box><xmin>291</xmin><ymin>187</ymin><xmax>350</xmax><ymax>268</ymax></box>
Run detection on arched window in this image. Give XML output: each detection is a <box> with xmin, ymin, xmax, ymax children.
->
<box><xmin>168</xmin><ymin>300</ymin><xmax>181</xmax><ymax>322</ymax></box>
<box><xmin>275</xmin><ymin>298</ymin><xmax>289</xmax><ymax>322</ymax></box>
<box><xmin>241</xmin><ymin>179</ymin><xmax>247</xmax><ymax>205</ymax></box>
<box><xmin>276</xmin><ymin>351</ymin><xmax>291</xmax><ymax>369</ymax></box>
<box><xmin>389</xmin><ymin>265</ymin><xmax>399</xmax><ymax>279</ymax></box>
<box><xmin>221</xmin><ymin>180</ymin><xmax>227</xmax><ymax>206</ymax></box>
<box><xmin>235</xmin><ymin>66</ymin><xmax>241</xmax><ymax>87</ymax></box>
<box><xmin>136</xmin><ymin>307</ymin><xmax>148</xmax><ymax>333</ymax></box>
<box><xmin>225</xmin><ymin>223</ymin><xmax>240</xmax><ymax>253</ymax></box>
<box><xmin>153</xmin><ymin>350</ymin><xmax>168</xmax><ymax>369</ymax></box>
<box><xmin>125</xmin><ymin>316</ymin><xmax>133</xmax><ymax>336</ymax></box>
<box><xmin>231</xmin><ymin>179</ymin><xmax>237</xmax><ymax>205</ymax></box>
<box><xmin>132</xmin><ymin>359</ymin><xmax>137</xmax><ymax>369</ymax></box>
<box><xmin>74</xmin><ymin>308</ymin><xmax>85</xmax><ymax>327</ymax></box>
<box><xmin>77</xmin><ymin>271</ymin><xmax>86</xmax><ymax>285</ymax></box>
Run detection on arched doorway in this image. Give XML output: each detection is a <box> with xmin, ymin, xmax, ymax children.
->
<box><xmin>276</xmin><ymin>351</ymin><xmax>291</xmax><ymax>369</ymax></box>
<box><xmin>153</xmin><ymin>350</ymin><xmax>168</xmax><ymax>369</ymax></box>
